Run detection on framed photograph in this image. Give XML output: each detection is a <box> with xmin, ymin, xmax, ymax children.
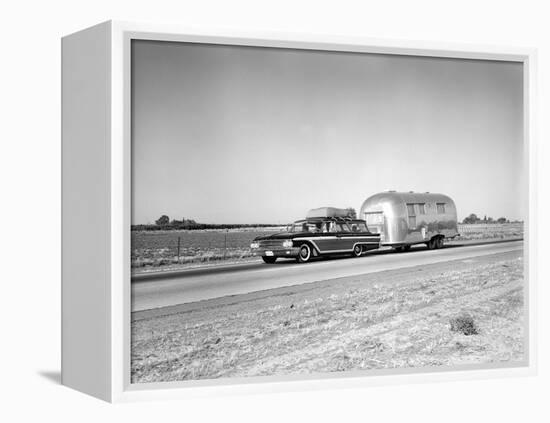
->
<box><xmin>61</xmin><ymin>21</ymin><xmax>537</xmax><ymax>402</ymax></box>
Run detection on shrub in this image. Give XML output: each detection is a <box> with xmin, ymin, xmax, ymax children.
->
<box><xmin>449</xmin><ymin>314</ymin><xmax>479</xmax><ymax>336</ymax></box>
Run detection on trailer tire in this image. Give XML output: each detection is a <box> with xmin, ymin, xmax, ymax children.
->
<box><xmin>403</xmin><ymin>245</ymin><xmax>411</xmax><ymax>252</ymax></box>
<box><xmin>436</xmin><ymin>237</ymin><xmax>444</xmax><ymax>249</ymax></box>
<box><xmin>427</xmin><ymin>238</ymin><xmax>436</xmax><ymax>250</ymax></box>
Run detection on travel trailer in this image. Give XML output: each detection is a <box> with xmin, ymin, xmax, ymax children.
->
<box><xmin>360</xmin><ymin>191</ymin><xmax>459</xmax><ymax>251</ymax></box>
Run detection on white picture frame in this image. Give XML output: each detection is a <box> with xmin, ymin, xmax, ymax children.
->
<box><xmin>61</xmin><ymin>20</ymin><xmax>537</xmax><ymax>403</ymax></box>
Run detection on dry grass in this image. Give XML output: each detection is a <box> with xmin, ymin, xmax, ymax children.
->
<box><xmin>131</xmin><ymin>228</ymin><xmax>282</xmax><ymax>270</ymax></box>
<box><xmin>457</xmin><ymin>223</ymin><xmax>523</xmax><ymax>241</ymax></box>
<box><xmin>131</xmin><ymin>251</ymin><xmax>524</xmax><ymax>383</ymax></box>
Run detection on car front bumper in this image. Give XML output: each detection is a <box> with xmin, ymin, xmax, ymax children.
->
<box><xmin>252</xmin><ymin>247</ymin><xmax>300</xmax><ymax>258</ymax></box>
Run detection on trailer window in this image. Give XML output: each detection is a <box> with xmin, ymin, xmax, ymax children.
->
<box><xmin>365</xmin><ymin>212</ymin><xmax>383</xmax><ymax>226</ymax></box>
<box><xmin>407</xmin><ymin>203</ymin><xmax>417</xmax><ymax>229</ymax></box>
<box><xmin>437</xmin><ymin>203</ymin><xmax>446</xmax><ymax>214</ymax></box>
<box><xmin>417</xmin><ymin>203</ymin><xmax>426</xmax><ymax>215</ymax></box>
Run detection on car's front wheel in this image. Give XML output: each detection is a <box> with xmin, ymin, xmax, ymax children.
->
<box><xmin>296</xmin><ymin>244</ymin><xmax>312</xmax><ymax>263</ymax></box>
<box><xmin>262</xmin><ymin>256</ymin><xmax>277</xmax><ymax>264</ymax></box>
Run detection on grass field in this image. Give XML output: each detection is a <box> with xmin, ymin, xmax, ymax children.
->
<box><xmin>457</xmin><ymin>222</ymin><xmax>523</xmax><ymax>241</ymax></box>
<box><xmin>131</xmin><ymin>250</ymin><xmax>524</xmax><ymax>383</ymax></box>
<box><xmin>131</xmin><ymin>227</ymin><xmax>282</xmax><ymax>270</ymax></box>
<box><xmin>131</xmin><ymin>223</ymin><xmax>523</xmax><ymax>273</ymax></box>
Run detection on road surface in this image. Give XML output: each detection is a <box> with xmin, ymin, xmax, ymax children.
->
<box><xmin>131</xmin><ymin>240</ymin><xmax>523</xmax><ymax>312</ymax></box>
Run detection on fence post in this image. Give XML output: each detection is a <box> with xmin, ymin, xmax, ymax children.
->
<box><xmin>224</xmin><ymin>231</ymin><xmax>227</xmax><ymax>260</ymax></box>
<box><xmin>177</xmin><ymin>236</ymin><xmax>181</xmax><ymax>263</ymax></box>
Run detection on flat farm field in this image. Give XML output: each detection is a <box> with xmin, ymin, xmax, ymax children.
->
<box><xmin>131</xmin><ymin>249</ymin><xmax>524</xmax><ymax>383</ymax></box>
<box><xmin>457</xmin><ymin>222</ymin><xmax>523</xmax><ymax>241</ymax></box>
<box><xmin>131</xmin><ymin>228</ymin><xmax>282</xmax><ymax>271</ymax></box>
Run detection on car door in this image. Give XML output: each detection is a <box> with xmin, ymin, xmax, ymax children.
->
<box><xmin>306</xmin><ymin>220</ymin><xmax>340</xmax><ymax>253</ymax></box>
<box><xmin>334</xmin><ymin>222</ymin><xmax>356</xmax><ymax>251</ymax></box>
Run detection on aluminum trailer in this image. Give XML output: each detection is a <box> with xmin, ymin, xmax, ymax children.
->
<box><xmin>359</xmin><ymin>191</ymin><xmax>459</xmax><ymax>251</ymax></box>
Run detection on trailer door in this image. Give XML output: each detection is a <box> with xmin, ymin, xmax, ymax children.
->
<box><xmin>364</xmin><ymin>212</ymin><xmax>385</xmax><ymax>241</ymax></box>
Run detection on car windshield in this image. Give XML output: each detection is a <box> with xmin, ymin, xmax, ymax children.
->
<box><xmin>289</xmin><ymin>221</ymin><xmax>322</xmax><ymax>233</ymax></box>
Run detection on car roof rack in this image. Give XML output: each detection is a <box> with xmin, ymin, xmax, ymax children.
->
<box><xmin>301</xmin><ymin>216</ymin><xmax>362</xmax><ymax>223</ymax></box>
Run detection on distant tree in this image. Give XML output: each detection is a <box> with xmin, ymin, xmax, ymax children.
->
<box><xmin>170</xmin><ymin>219</ymin><xmax>182</xmax><ymax>225</ymax></box>
<box><xmin>155</xmin><ymin>215</ymin><xmax>170</xmax><ymax>226</ymax></box>
<box><xmin>181</xmin><ymin>218</ymin><xmax>198</xmax><ymax>229</ymax></box>
<box><xmin>345</xmin><ymin>207</ymin><xmax>357</xmax><ymax>219</ymax></box>
<box><xmin>462</xmin><ymin>213</ymin><xmax>479</xmax><ymax>224</ymax></box>
<box><xmin>497</xmin><ymin>217</ymin><xmax>508</xmax><ymax>224</ymax></box>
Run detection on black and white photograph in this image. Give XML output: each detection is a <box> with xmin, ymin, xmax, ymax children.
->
<box><xmin>130</xmin><ymin>40</ymin><xmax>525</xmax><ymax>384</ymax></box>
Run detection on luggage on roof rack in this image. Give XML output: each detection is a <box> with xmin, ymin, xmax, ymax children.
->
<box><xmin>306</xmin><ymin>207</ymin><xmax>351</xmax><ymax>219</ymax></box>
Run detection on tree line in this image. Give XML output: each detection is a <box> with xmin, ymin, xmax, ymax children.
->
<box><xmin>132</xmin><ymin>211</ymin><xmax>519</xmax><ymax>231</ymax></box>
<box><xmin>461</xmin><ymin>214</ymin><xmax>518</xmax><ymax>224</ymax></box>
<box><xmin>133</xmin><ymin>208</ymin><xmax>358</xmax><ymax>231</ymax></box>
<box><xmin>131</xmin><ymin>215</ymin><xmax>282</xmax><ymax>231</ymax></box>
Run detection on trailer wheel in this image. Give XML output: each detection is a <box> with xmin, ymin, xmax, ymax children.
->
<box><xmin>262</xmin><ymin>256</ymin><xmax>277</xmax><ymax>264</ymax></box>
<box><xmin>394</xmin><ymin>246</ymin><xmax>404</xmax><ymax>252</ymax></box>
<box><xmin>427</xmin><ymin>238</ymin><xmax>436</xmax><ymax>250</ymax></box>
<box><xmin>296</xmin><ymin>244</ymin><xmax>312</xmax><ymax>263</ymax></box>
<box><xmin>436</xmin><ymin>237</ymin><xmax>444</xmax><ymax>249</ymax></box>
<box><xmin>352</xmin><ymin>244</ymin><xmax>363</xmax><ymax>257</ymax></box>
<box><xmin>403</xmin><ymin>245</ymin><xmax>411</xmax><ymax>252</ymax></box>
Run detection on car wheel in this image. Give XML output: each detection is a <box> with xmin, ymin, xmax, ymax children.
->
<box><xmin>262</xmin><ymin>256</ymin><xmax>277</xmax><ymax>264</ymax></box>
<box><xmin>297</xmin><ymin>244</ymin><xmax>312</xmax><ymax>263</ymax></box>
<box><xmin>352</xmin><ymin>244</ymin><xmax>363</xmax><ymax>257</ymax></box>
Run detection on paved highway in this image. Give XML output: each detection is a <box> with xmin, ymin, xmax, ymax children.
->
<box><xmin>131</xmin><ymin>240</ymin><xmax>523</xmax><ymax>312</ymax></box>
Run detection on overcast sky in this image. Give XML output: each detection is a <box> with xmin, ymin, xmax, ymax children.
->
<box><xmin>131</xmin><ymin>40</ymin><xmax>524</xmax><ymax>225</ymax></box>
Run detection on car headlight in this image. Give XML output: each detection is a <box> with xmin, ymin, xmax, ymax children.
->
<box><xmin>282</xmin><ymin>240</ymin><xmax>293</xmax><ymax>248</ymax></box>
<box><xmin>250</xmin><ymin>242</ymin><xmax>260</xmax><ymax>249</ymax></box>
